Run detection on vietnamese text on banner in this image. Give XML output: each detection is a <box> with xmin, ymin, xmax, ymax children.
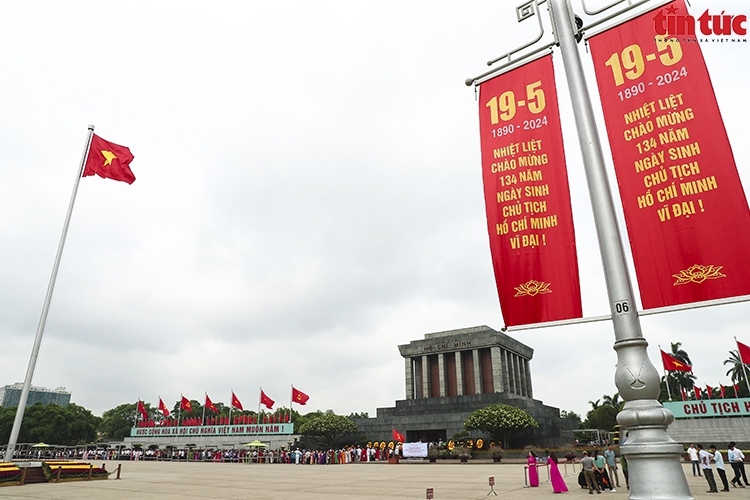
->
<box><xmin>478</xmin><ymin>54</ymin><xmax>582</xmax><ymax>326</ymax></box>
<box><xmin>588</xmin><ymin>0</ymin><xmax>750</xmax><ymax>309</ymax></box>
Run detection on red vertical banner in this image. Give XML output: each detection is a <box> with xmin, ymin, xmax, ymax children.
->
<box><xmin>478</xmin><ymin>54</ymin><xmax>582</xmax><ymax>326</ymax></box>
<box><xmin>588</xmin><ymin>0</ymin><xmax>750</xmax><ymax>309</ymax></box>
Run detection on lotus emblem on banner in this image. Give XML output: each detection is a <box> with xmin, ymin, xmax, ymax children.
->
<box><xmin>514</xmin><ymin>280</ymin><xmax>552</xmax><ymax>297</ymax></box>
<box><xmin>672</xmin><ymin>264</ymin><xmax>726</xmax><ymax>285</ymax></box>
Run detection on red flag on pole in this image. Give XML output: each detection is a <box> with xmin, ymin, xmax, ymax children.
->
<box><xmin>705</xmin><ymin>384</ymin><xmax>713</xmax><ymax>399</ymax></box>
<box><xmin>231</xmin><ymin>392</ymin><xmax>243</xmax><ymax>411</ymax></box>
<box><xmin>734</xmin><ymin>384</ymin><xmax>740</xmax><ymax>397</ymax></box>
<box><xmin>720</xmin><ymin>385</ymin><xmax>726</xmax><ymax>399</ymax></box>
<box><xmin>136</xmin><ymin>400</ymin><xmax>149</xmax><ymax>421</ymax></box>
<box><xmin>694</xmin><ymin>387</ymin><xmax>701</xmax><ymax>400</ymax></box>
<box><xmin>83</xmin><ymin>134</ymin><xmax>136</xmax><ymax>184</ymax></box>
<box><xmin>260</xmin><ymin>390</ymin><xmax>275</xmax><ymax>410</ymax></box>
<box><xmin>205</xmin><ymin>394</ymin><xmax>218</xmax><ymax>413</ymax></box>
<box><xmin>292</xmin><ymin>387</ymin><xmax>309</xmax><ymax>405</ymax></box>
<box><xmin>660</xmin><ymin>350</ymin><xmax>692</xmax><ymax>372</ymax></box>
<box><xmin>158</xmin><ymin>398</ymin><xmax>170</xmax><ymax>417</ymax></box>
<box><xmin>737</xmin><ymin>340</ymin><xmax>750</xmax><ymax>364</ymax></box>
<box><xmin>392</xmin><ymin>429</ymin><xmax>405</xmax><ymax>443</ymax></box>
<box><xmin>680</xmin><ymin>387</ymin><xmax>687</xmax><ymax>401</ymax></box>
<box><xmin>181</xmin><ymin>396</ymin><xmax>192</xmax><ymax>412</ymax></box>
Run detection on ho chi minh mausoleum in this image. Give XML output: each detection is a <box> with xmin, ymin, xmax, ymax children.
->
<box><xmin>352</xmin><ymin>325</ymin><xmax>575</xmax><ymax>447</ymax></box>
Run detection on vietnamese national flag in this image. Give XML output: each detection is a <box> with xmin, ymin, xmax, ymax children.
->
<box><xmin>705</xmin><ymin>384</ymin><xmax>713</xmax><ymax>399</ymax></box>
<box><xmin>83</xmin><ymin>133</ymin><xmax>136</xmax><ymax>184</ymax></box>
<box><xmin>392</xmin><ymin>428</ymin><xmax>406</xmax><ymax>443</ymax></box>
<box><xmin>158</xmin><ymin>398</ymin><xmax>170</xmax><ymax>417</ymax></box>
<box><xmin>181</xmin><ymin>396</ymin><xmax>192</xmax><ymax>412</ymax></box>
<box><xmin>660</xmin><ymin>350</ymin><xmax>692</xmax><ymax>372</ymax></box>
<box><xmin>680</xmin><ymin>387</ymin><xmax>688</xmax><ymax>401</ymax></box>
<box><xmin>737</xmin><ymin>340</ymin><xmax>750</xmax><ymax>364</ymax></box>
<box><xmin>260</xmin><ymin>390</ymin><xmax>275</xmax><ymax>410</ymax></box>
<box><xmin>292</xmin><ymin>387</ymin><xmax>310</xmax><ymax>405</ymax></box>
<box><xmin>231</xmin><ymin>391</ymin><xmax>243</xmax><ymax>411</ymax></box>
<box><xmin>205</xmin><ymin>394</ymin><xmax>218</xmax><ymax>413</ymax></box>
<box><xmin>136</xmin><ymin>400</ymin><xmax>149</xmax><ymax>421</ymax></box>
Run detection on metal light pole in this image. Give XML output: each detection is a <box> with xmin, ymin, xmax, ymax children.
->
<box><xmin>546</xmin><ymin>0</ymin><xmax>691</xmax><ymax>497</ymax></box>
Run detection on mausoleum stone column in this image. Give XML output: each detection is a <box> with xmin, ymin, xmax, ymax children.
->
<box><xmin>490</xmin><ymin>346</ymin><xmax>503</xmax><ymax>393</ymax></box>
<box><xmin>438</xmin><ymin>354</ymin><xmax>446</xmax><ymax>398</ymax></box>
<box><xmin>405</xmin><ymin>357</ymin><xmax>414</xmax><ymax>399</ymax></box>
<box><xmin>472</xmin><ymin>349</ymin><xmax>482</xmax><ymax>395</ymax></box>
<box><xmin>455</xmin><ymin>351</ymin><xmax>464</xmax><ymax>396</ymax></box>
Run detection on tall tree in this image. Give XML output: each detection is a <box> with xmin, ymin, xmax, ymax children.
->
<box><xmin>464</xmin><ymin>404</ymin><xmax>538</xmax><ymax>448</ymax></box>
<box><xmin>0</xmin><ymin>403</ymin><xmax>99</xmax><ymax>445</ymax></box>
<box><xmin>99</xmin><ymin>402</ymin><xmax>140</xmax><ymax>441</ymax></box>
<box><xmin>297</xmin><ymin>411</ymin><xmax>357</xmax><ymax>449</ymax></box>
<box><xmin>560</xmin><ymin>410</ymin><xmax>582</xmax><ymax>428</ymax></box>
<box><xmin>724</xmin><ymin>350</ymin><xmax>749</xmax><ymax>397</ymax></box>
<box><xmin>601</xmin><ymin>393</ymin><xmax>622</xmax><ymax>409</ymax></box>
<box><xmin>583</xmin><ymin>405</ymin><xmax>619</xmax><ymax>432</ymax></box>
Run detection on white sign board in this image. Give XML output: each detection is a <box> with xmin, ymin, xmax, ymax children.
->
<box><xmin>402</xmin><ymin>442</ymin><xmax>428</xmax><ymax>458</ymax></box>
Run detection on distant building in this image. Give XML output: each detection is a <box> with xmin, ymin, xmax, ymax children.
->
<box><xmin>352</xmin><ymin>325</ymin><xmax>575</xmax><ymax>447</ymax></box>
<box><xmin>0</xmin><ymin>383</ymin><xmax>71</xmax><ymax>407</ymax></box>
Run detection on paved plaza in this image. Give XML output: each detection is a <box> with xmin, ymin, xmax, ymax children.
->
<box><xmin>0</xmin><ymin>460</ymin><xmax>734</xmax><ymax>499</ymax></box>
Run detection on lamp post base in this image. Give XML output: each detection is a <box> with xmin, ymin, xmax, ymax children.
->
<box><xmin>618</xmin><ymin>400</ymin><xmax>694</xmax><ymax>500</ymax></box>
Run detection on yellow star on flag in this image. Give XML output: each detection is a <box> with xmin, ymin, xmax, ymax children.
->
<box><xmin>101</xmin><ymin>150</ymin><xmax>117</xmax><ymax>166</ymax></box>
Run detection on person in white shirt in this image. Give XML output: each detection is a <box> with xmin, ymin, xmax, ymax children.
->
<box><xmin>687</xmin><ymin>443</ymin><xmax>701</xmax><ymax>477</ymax></box>
<box><xmin>728</xmin><ymin>442</ymin><xmax>748</xmax><ymax>487</ymax></box>
<box><xmin>697</xmin><ymin>444</ymin><xmax>718</xmax><ymax>493</ymax></box>
<box><xmin>709</xmin><ymin>445</ymin><xmax>730</xmax><ymax>491</ymax></box>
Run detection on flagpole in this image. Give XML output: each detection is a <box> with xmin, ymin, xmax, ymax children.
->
<box><xmin>734</xmin><ymin>337</ymin><xmax>750</xmax><ymax>394</ymax></box>
<box><xmin>290</xmin><ymin>384</ymin><xmax>293</xmax><ymax>423</ymax></box>
<box><xmin>202</xmin><ymin>392</ymin><xmax>206</xmax><ymax>426</ymax></box>
<box><xmin>230</xmin><ymin>389</ymin><xmax>235</xmax><ymax>425</ymax></box>
<box><xmin>3</xmin><ymin>125</ymin><xmax>95</xmax><ymax>462</ymax></box>
<box><xmin>178</xmin><ymin>394</ymin><xmax>183</xmax><ymax>426</ymax></box>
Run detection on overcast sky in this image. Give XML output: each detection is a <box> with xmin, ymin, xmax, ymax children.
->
<box><xmin>0</xmin><ymin>0</ymin><xmax>747</xmax><ymax>424</ymax></box>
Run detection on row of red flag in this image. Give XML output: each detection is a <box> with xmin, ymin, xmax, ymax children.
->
<box><xmin>659</xmin><ymin>338</ymin><xmax>750</xmax><ymax>401</ymax></box>
<box><xmin>136</xmin><ymin>413</ymin><xmax>292</xmax><ymax>428</ymax></box>
<box><xmin>136</xmin><ymin>387</ymin><xmax>309</xmax><ymax>420</ymax></box>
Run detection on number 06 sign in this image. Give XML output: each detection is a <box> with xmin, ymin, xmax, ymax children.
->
<box><xmin>588</xmin><ymin>0</ymin><xmax>750</xmax><ymax>309</ymax></box>
<box><xmin>477</xmin><ymin>54</ymin><xmax>582</xmax><ymax>327</ymax></box>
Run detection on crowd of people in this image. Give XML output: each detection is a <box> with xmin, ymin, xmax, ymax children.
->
<box><xmin>688</xmin><ymin>442</ymin><xmax>748</xmax><ymax>493</ymax></box>
<box><xmin>577</xmin><ymin>446</ymin><xmax>624</xmax><ymax>494</ymax></box>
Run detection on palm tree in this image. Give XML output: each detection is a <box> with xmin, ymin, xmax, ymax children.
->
<box><xmin>601</xmin><ymin>393</ymin><xmax>623</xmax><ymax>410</ymax></box>
<box><xmin>671</xmin><ymin>342</ymin><xmax>692</xmax><ymax>365</ymax></box>
<box><xmin>724</xmin><ymin>350</ymin><xmax>749</xmax><ymax>397</ymax></box>
<box><xmin>588</xmin><ymin>399</ymin><xmax>601</xmax><ymax>411</ymax></box>
<box><xmin>724</xmin><ymin>350</ymin><xmax>746</xmax><ymax>383</ymax></box>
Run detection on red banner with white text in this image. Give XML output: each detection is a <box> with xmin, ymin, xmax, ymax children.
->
<box><xmin>589</xmin><ymin>0</ymin><xmax>750</xmax><ymax>309</ymax></box>
<box><xmin>478</xmin><ymin>54</ymin><xmax>582</xmax><ymax>326</ymax></box>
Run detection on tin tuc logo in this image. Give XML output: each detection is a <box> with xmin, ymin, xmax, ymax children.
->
<box><xmin>653</xmin><ymin>4</ymin><xmax>747</xmax><ymax>36</ymax></box>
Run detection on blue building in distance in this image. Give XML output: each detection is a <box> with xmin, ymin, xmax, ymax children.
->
<box><xmin>0</xmin><ymin>383</ymin><xmax>71</xmax><ymax>407</ymax></box>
